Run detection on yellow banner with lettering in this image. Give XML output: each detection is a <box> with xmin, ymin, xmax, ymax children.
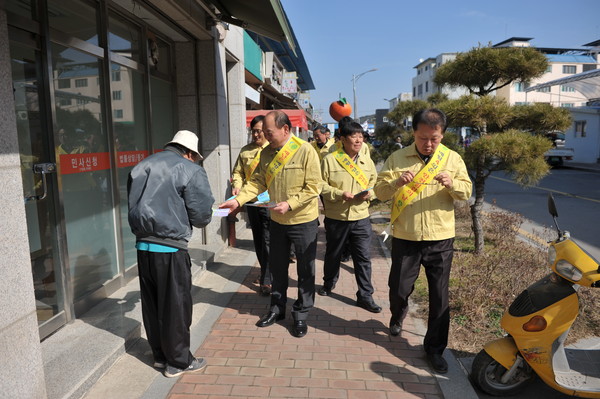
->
<box><xmin>390</xmin><ymin>144</ymin><xmax>450</xmax><ymax>225</ymax></box>
<box><xmin>333</xmin><ymin>148</ymin><xmax>369</xmax><ymax>190</ymax></box>
<box><xmin>265</xmin><ymin>135</ymin><xmax>304</xmax><ymax>188</ymax></box>
<box><xmin>247</xmin><ymin>143</ymin><xmax>268</xmax><ymax>178</ymax></box>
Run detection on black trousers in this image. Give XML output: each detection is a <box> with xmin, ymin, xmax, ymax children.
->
<box><xmin>389</xmin><ymin>237</ymin><xmax>454</xmax><ymax>354</ymax></box>
<box><xmin>269</xmin><ymin>219</ymin><xmax>318</xmax><ymax>321</ymax></box>
<box><xmin>137</xmin><ymin>249</ymin><xmax>193</xmax><ymax>369</ymax></box>
<box><xmin>323</xmin><ymin>217</ymin><xmax>374</xmax><ymax>301</ymax></box>
<box><xmin>247</xmin><ymin>205</ymin><xmax>271</xmax><ymax>285</ymax></box>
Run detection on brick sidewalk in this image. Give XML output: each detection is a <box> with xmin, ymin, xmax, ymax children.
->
<box><xmin>167</xmin><ymin>223</ymin><xmax>443</xmax><ymax>399</ymax></box>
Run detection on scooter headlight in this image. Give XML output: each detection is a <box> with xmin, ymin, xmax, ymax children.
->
<box><xmin>555</xmin><ymin>260</ymin><xmax>582</xmax><ymax>281</ymax></box>
<box><xmin>548</xmin><ymin>246</ymin><xmax>556</xmax><ymax>265</ymax></box>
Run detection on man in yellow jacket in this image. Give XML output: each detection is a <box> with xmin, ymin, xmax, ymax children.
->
<box><xmin>220</xmin><ymin>110</ymin><xmax>321</xmax><ymax>338</ymax></box>
<box><xmin>231</xmin><ymin>115</ymin><xmax>271</xmax><ymax>296</ymax></box>
<box><xmin>374</xmin><ymin>108</ymin><xmax>472</xmax><ymax>374</ymax></box>
<box><xmin>311</xmin><ymin>125</ymin><xmax>335</xmax><ymax>160</ymax></box>
<box><xmin>319</xmin><ymin>120</ymin><xmax>381</xmax><ymax>313</ymax></box>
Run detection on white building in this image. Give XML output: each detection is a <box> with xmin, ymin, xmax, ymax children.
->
<box><xmin>411</xmin><ymin>54</ymin><xmax>469</xmax><ymax>101</ymax></box>
<box><xmin>493</xmin><ymin>37</ymin><xmax>598</xmax><ymax>107</ymax></box>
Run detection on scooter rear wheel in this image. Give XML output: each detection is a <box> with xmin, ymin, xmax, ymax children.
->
<box><xmin>471</xmin><ymin>350</ymin><xmax>534</xmax><ymax>396</ymax></box>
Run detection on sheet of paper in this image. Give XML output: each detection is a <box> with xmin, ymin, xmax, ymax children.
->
<box><xmin>245</xmin><ymin>201</ymin><xmax>277</xmax><ymax>208</ymax></box>
<box><xmin>256</xmin><ymin>190</ymin><xmax>270</xmax><ymax>203</ymax></box>
<box><xmin>212</xmin><ymin>208</ymin><xmax>230</xmax><ymax>217</ymax></box>
<box><xmin>355</xmin><ymin>187</ymin><xmax>373</xmax><ymax>196</ymax></box>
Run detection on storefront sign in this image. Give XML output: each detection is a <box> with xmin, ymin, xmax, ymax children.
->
<box><xmin>117</xmin><ymin>150</ymin><xmax>148</xmax><ymax>168</ymax></box>
<box><xmin>60</xmin><ymin>153</ymin><xmax>111</xmax><ymax>174</ymax></box>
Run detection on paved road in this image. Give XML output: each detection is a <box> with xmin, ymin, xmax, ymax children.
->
<box><xmin>483</xmin><ymin>167</ymin><xmax>600</xmax><ymax>260</ymax></box>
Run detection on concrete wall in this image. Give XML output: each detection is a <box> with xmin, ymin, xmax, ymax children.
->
<box><xmin>565</xmin><ymin>107</ymin><xmax>600</xmax><ymax>163</ymax></box>
<box><xmin>0</xmin><ymin>9</ymin><xmax>48</xmax><ymax>398</ymax></box>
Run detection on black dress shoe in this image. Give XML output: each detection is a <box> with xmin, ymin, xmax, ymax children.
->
<box><xmin>259</xmin><ymin>285</ymin><xmax>271</xmax><ymax>296</ymax></box>
<box><xmin>317</xmin><ymin>287</ymin><xmax>332</xmax><ymax>296</ymax></box>
<box><xmin>256</xmin><ymin>312</ymin><xmax>284</xmax><ymax>327</ymax></box>
<box><xmin>356</xmin><ymin>299</ymin><xmax>382</xmax><ymax>313</ymax></box>
<box><xmin>389</xmin><ymin>321</ymin><xmax>402</xmax><ymax>336</ymax></box>
<box><xmin>427</xmin><ymin>353</ymin><xmax>448</xmax><ymax>374</ymax></box>
<box><xmin>291</xmin><ymin>320</ymin><xmax>308</xmax><ymax>338</ymax></box>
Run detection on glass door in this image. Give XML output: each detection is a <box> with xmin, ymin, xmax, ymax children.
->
<box><xmin>10</xmin><ymin>28</ymin><xmax>68</xmax><ymax>337</ymax></box>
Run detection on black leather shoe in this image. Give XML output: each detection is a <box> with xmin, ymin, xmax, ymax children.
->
<box><xmin>427</xmin><ymin>353</ymin><xmax>448</xmax><ymax>374</ymax></box>
<box><xmin>356</xmin><ymin>299</ymin><xmax>382</xmax><ymax>313</ymax></box>
<box><xmin>317</xmin><ymin>287</ymin><xmax>332</xmax><ymax>296</ymax></box>
<box><xmin>291</xmin><ymin>320</ymin><xmax>308</xmax><ymax>338</ymax></box>
<box><xmin>389</xmin><ymin>321</ymin><xmax>402</xmax><ymax>336</ymax></box>
<box><xmin>256</xmin><ymin>312</ymin><xmax>284</xmax><ymax>327</ymax></box>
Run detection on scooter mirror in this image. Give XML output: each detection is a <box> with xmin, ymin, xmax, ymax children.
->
<box><xmin>548</xmin><ymin>193</ymin><xmax>558</xmax><ymax>218</ymax></box>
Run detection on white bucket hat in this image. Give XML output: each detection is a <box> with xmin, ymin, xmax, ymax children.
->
<box><xmin>167</xmin><ymin>130</ymin><xmax>203</xmax><ymax>160</ymax></box>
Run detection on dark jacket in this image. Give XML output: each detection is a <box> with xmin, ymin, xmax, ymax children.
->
<box><xmin>127</xmin><ymin>147</ymin><xmax>214</xmax><ymax>250</ymax></box>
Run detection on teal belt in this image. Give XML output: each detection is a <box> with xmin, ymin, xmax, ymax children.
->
<box><xmin>136</xmin><ymin>241</ymin><xmax>178</xmax><ymax>253</ymax></box>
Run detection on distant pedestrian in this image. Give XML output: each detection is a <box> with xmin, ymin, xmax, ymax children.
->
<box><xmin>128</xmin><ymin>130</ymin><xmax>214</xmax><ymax>378</ymax></box>
<box><xmin>394</xmin><ymin>135</ymin><xmax>403</xmax><ymax>148</ymax></box>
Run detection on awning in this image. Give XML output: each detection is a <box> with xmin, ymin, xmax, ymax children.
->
<box><xmin>246</xmin><ymin>109</ymin><xmax>308</xmax><ymax>130</ymax></box>
<box><xmin>526</xmin><ymin>69</ymin><xmax>600</xmax><ymax>100</ymax></box>
<box><xmin>205</xmin><ymin>0</ymin><xmax>297</xmax><ymax>55</ymax></box>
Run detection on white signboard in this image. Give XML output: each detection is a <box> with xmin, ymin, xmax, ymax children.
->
<box><xmin>281</xmin><ymin>71</ymin><xmax>297</xmax><ymax>94</ymax></box>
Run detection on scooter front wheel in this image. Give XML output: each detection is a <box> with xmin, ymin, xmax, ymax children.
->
<box><xmin>471</xmin><ymin>350</ymin><xmax>534</xmax><ymax>396</ymax></box>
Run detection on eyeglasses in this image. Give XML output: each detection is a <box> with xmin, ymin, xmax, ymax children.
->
<box><xmin>251</xmin><ymin>129</ymin><xmax>262</xmax><ymax>134</ymax></box>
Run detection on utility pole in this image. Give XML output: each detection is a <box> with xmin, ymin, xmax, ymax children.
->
<box><xmin>351</xmin><ymin>68</ymin><xmax>377</xmax><ymax>121</ymax></box>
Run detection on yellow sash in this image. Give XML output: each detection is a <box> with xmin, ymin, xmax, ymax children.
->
<box><xmin>390</xmin><ymin>144</ymin><xmax>450</xmax><ymax>224</ymax></box>
<box><xmin>333</xmin><ymin>148</ymin><xmax>369</xmax><ymax>190</ymax></box>
<box><xmin>265</xmin><ymin>135</ymin><xmax>304</xmax><ymax>188</ymax></box>
<box><xmin>247</xmin><ymin>143</ymin><xmax>268</xmax><ymax>178</ymax></box>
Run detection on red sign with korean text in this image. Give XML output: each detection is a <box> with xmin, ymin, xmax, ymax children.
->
<box><xmin>60</xmin><ymin>152</ymin><xmax>111</xmax><ymax>174</ymax></box>
<box><xmin>117</xmin><ymin>151</ymin><xmax>149</xmax><ymax>168</ymax></box>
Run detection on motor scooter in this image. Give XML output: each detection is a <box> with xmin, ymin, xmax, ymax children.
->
<box><xmin>471</xmin><ymin>193</ymin><xmax>600</xmax><ymax>397</ymax></box>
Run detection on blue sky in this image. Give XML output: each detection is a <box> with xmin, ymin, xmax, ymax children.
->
<box><xmin>281</xmin><ymin>0</ymin><xmax>600</xmax><ymax>124</ymax></box>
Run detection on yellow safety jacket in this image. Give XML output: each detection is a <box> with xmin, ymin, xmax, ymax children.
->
<box><xmin>231</xmin><ymin>142</ymin><xmax>269</xmax><ymax>189</ymax></box>
<box><xmin>236</xmin><ymin>138</ymin><xmax>322</xmax><ymax>225</ymax></box>
<box><xmin>374</xmin><ymin>144</ymin><xmax>472</xmax><ymax>241</ymax></box>
<box><xmin>311</xmin><ymin>138</ymin><xmax>335</xmax><ymax>161</ymax></box>
<box><xmin>321</xmin><ymin>152</ymin><xmax>376</xmax><ymax>221</ymax></box>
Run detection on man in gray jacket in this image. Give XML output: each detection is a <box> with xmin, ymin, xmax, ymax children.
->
<box><xmin>128</xmin><ymin>130</ymin><xmax>214</xmax><ymax>378</ymax></box>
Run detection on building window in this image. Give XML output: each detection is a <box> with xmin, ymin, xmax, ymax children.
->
<box><xmin>58</xmin><ymin>98</ymin><xmax>71</xmax><ymax>106</ymax></box>
<box><xmin>583</xmin><ymin>64</ymin><xmax>596</xmax><ymax>72</ymax></box>
<box><xmin>418</xmin><ymin>84</ymin><xmax>423</xmax><ymax>95</ymax></box>
<box><xmin>75</xmin><ymin>78</ymin><xmax>88</xmax><ymax>88</ymax></box>
<box><xmin>58</xmin><ymin>79</ymin><xmax>70</xmax><ymax>89</ymax></box>
<box><xmin>514</xmin><ymin>82</ymin><xmax>530</xmax><ymax>92</ymax></box>
<box><xmin>413</xmin><ymin>87</ymin><xmax>416</xmax><ymax>97</ymax></box>
<box><xmin>545</xmin><ymin>65</ymin><xmax>552</xmax><ymax>73</ymax></box>
<box><xmin>575</xmin><ymin>120</ymin><xmax>587</xmax><ymax>137</ymax></box>
<box><xmin>76</xmin><ymin>98</ymin><xmax>89</xmax><ymax>105</ymax></box>
<box><xmin>112</xmin><ymin>71</ymin><xmax>121</xmax><ymax>81</ymax></box>
<box><xmin>112</xmin><ymin>90</ymin><xmax>122</xmax><ymax>100</ymax></box>
<box><xmin>425</xmin><ymin>81</ymin><xmax>429</xmax><ymax>92</ymax></box>
<box><xmin>562</xmin><ymin>65</ymin><xmax>576</xmax><ymax>74</ymax></box>
<box><xmin>537</xmin><ymin>86</ymin><xmax>551</xmax><ymax>93</ymax></box>
<box><xmin>113</xmin><ymin>109</ymin><xmax>123</xmax><ymax>119</ymax></box>
<box><xmin>561</xmin><ymin>103</ymin><xmax>574</xmax><ymax>108</ymax></box>
<box><xmin>561</xmin><ymin>85</ymin><xmax>575</xmax><ymax>92</ymax></box>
